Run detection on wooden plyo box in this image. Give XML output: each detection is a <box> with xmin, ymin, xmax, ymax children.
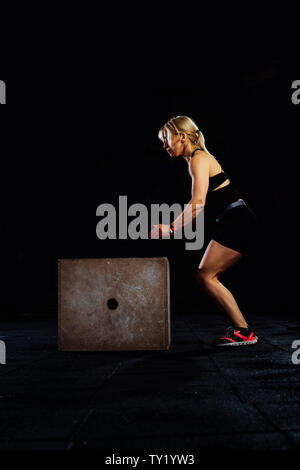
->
<box><xmin>58</xmin><ymin>258</ymin><xmax>170</xmax><ymax>351</ymax></box>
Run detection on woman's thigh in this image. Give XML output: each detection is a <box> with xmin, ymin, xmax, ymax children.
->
<box><xmin>198</xmin><ymin>239</ymin><xmax>242</xmax><ymax>278</ymax></box>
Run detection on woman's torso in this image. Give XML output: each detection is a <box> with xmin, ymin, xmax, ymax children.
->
<box><xmin>207</xmin><ymin>154</ymin><xmax>230</xmax><ymax>190</ymax></box>
<box><xmin>190</xmin><ymin>149</ymin><xmax>242</xmax><ymax>219</ymax></box>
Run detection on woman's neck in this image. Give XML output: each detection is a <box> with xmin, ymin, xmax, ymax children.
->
<box><xmin>182</xmin><ymin>145</ymin><xmax>201</xmax><ymax>164</ymax></box>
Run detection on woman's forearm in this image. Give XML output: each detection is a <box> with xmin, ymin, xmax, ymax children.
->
<box><xmin>171</xmin><ymin>199</ymin><xmax>205</xmax><ymax>232</ymax></box>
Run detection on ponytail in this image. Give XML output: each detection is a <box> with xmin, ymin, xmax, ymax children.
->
<box><xmin>195</xmin><ymin>129</ymin><xmax>210</xmax><ymax>153</ymax></box>
<box><xmin>159</xmin><ymin>115</ymin><xmax>212</xmax><ymax>155</ymax></box>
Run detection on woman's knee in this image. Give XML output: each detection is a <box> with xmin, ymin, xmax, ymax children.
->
<box><xmin>195</xmin><ymin>269</ymin><xmax>214</xmax><ymax>287</ymax></box>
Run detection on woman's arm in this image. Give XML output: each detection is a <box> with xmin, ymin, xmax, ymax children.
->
<box><xmin>150</xmin><ymin>152</ymin><xmax>209</xmax><ymax>239</ymax></box>
<box><xmin>171</xmin><ymin>152</ymin><xmax>209</xmax><ymax>233</ymax></box>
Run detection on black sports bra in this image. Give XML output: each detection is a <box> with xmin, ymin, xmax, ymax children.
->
<box><xmin>209</xmin><ymin>171</ymin><xmax>230</xmax><ymax>191</ymax></box>
<box><xmin>190</xmin><ymin>148</ymin><xmax>230</xmax><ymax>191</ymax></box>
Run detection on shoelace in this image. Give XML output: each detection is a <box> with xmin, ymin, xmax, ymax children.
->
<box><xmin>220</xmin><ymin>326</ymin><xmax>235</xmax><ymax>339</ymax></box>
<box><xmin>225</xmin><ymin>326</ymin><xmax>235</xmax><ymax>337</ymax></box>
<box><xmin>221</xmin><ymin>326</ymin><xmax>257</xmax><ymax>341</ymax></box>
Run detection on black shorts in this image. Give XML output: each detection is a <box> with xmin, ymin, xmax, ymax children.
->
<box><xmin>211</xmin><ymin>204</ymin><xmax>259</xmax><ymax>255</ymax></box>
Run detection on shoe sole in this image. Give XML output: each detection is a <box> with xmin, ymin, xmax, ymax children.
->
<box><xmin>214</xmin><ymin>337</ymin><xmax>258</xmax><ymax>347</ymax></box>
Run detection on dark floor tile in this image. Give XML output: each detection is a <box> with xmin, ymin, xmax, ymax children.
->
<box><xmin>73</xmin><ymin>431</ymin><xmax>292</xmax><ymax>451</ymax></box>
<box><xmin>237</xmin><ymin>383</ymin><xmax>300</xmax><ymax>404</ymax></box>
<box><xmin>73</xmin><ymin>400</ymin><xmax>272</xmax><ymax>445</ymax></box>
<box><xmin>0</xmin><ymin>408</ymin><xmax>89</xmax><ymax>440</ymax></box>
<box><xmin>0</xmin><ymin>439</ymin><xmax>69</xmax><ymax>450</ymax></box>
<box><xmin>255</xmin><ymin>402</ymin><xmax>300</xmax><ymax>432</ymax></box>
<box><xmin>288</xmin><ymin>431</ymin><xmax>300</xmax><ymax>449</ymax></box>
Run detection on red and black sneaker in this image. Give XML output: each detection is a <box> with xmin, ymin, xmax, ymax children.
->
<box><xmin>213</xmin><ymin>326</ymin><xmax>258</xmax><ymax>347</ymax></box>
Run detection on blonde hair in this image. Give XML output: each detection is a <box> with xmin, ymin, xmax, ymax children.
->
<box><xmin>158</xmin><ymin>115</ymin><xmax>210</xmax><ymax>153</ymax></box>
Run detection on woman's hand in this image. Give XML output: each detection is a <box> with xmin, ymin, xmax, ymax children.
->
<box><xmin>149</xmin><ymin>224</ymin><xmax>171</xmax><ymax>239</ymax></box>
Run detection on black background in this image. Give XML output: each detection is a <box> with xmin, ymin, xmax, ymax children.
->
<box><xmin>1</xmin><ymin>44</ymin><xmax>299</xmax><ymax>321</ymax></box>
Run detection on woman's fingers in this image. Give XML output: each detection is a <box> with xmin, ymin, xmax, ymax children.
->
<box><xmin>150</xmin><ymin>225</ymin><xmax>160</xmax><ymax>239</ymax></box>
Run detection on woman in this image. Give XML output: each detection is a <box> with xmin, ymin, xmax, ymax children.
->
<box><xmin>150</xmin><ymin>115</ymin><xmax>259</xmax><ymax>347</ymax></box>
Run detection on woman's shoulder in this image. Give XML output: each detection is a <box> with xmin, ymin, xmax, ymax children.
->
<box><xmin>207</xmin><ymin>153</ymin><xmax>223</xmax><ymax>174</ymax></box>
<box><xmin>189</xmin><ymin>150</ymin><xmax>211</xmax><ymax>169</ymax></box>
<box><xmin>192</xmin><ymin>150</ymin><xmax>222</xmax><ymax>170</ymax></box>
<box><xmin>192</xmin><ymin>149</ymin><xmax>212</xmax><ymax>160</ymax></box>
<box><xmin>193</xmin><ymin>149</ymin><xmax>216</xmax><ymax>159</ymax></box>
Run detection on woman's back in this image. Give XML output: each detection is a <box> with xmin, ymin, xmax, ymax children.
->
<box><xmin>190</xmin><ymin>149</ymin><xmax>241</xmax><ymax>218</ymax></box>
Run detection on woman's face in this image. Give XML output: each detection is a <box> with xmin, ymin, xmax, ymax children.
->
<box><xmin>162</xmin><ymin>127</ymin><xmax>182</xmax><ymax>158</ymax></box>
